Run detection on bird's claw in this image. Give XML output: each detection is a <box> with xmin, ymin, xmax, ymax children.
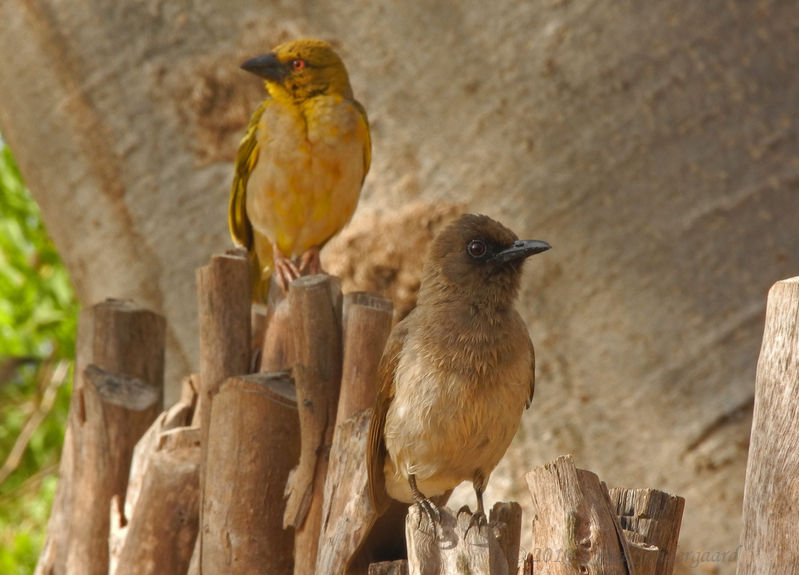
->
<box><xmin>416</xmin><ymin>498</ymin><xmax>440</xmax><ymax>528</ymax></box>
<box><xmin>273</xmin><ymin>250</ymin><xmax>301</xmax><ymax>293</ymax></box>
<box><xmin>298</xmin><ymin>247</ymin><xmax>321</xmax><ymax>276</ymax></box>
<box><xmin>465</xmin><ymin>510</ymin><xmax>487</xmax><ymax>535</ymax></box>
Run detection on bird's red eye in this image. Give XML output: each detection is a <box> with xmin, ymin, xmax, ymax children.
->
<box><xmin>467</xmin><ymin>240</ymin><xmax>487</xmax><ymax>258</ymax></box>
<box><xmin>292</xmin><ymin>59</ymin><xmax>305</xmax><ymax>70</ymax></box>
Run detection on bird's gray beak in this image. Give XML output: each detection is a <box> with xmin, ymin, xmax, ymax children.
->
<box><xmin>241</xmin><ymin>52</ymin><xmax>287</xmax><ymax>82</ymax></box>
<box><xmin>492</xmin><ymin>240</ymin><xmax>551</xmax><ymax>263</ymax></box>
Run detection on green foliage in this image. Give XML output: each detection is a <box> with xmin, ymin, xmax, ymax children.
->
<box><xmin>0</xmin><ymin>143</ymin><xmax>78</xmax><ymax>572</ymax></box>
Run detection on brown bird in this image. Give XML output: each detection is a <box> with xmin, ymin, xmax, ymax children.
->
<box><xmin>367</xmin><ymin>213</ymin><xmax>550</xmax><ymax>521</ymax></box>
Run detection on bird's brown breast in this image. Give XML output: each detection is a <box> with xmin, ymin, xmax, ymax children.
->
<box><xmin>382</xmin><ymin>305</ymin><xmax>532</xmax><ymax>502</ymax></box>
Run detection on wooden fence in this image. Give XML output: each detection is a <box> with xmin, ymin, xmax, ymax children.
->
<box><xmin>65</xmin><ymin>253</ymin><xmax>799</xmax><ymax>573</ymax></box>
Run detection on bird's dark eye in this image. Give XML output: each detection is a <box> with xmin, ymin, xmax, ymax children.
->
<box><xmin>467</xmin><ymin>240</ymin><xmax>487</xmax><ymax>258</ymax></box>
<box><xmin>291</xmin><ymin>59</ymin><xmax>306</xmax><ymax>70</ymax></box>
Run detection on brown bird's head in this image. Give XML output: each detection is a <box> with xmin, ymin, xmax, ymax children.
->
<box><xmin>419</xmin><ymin>213</ymin><xmax>550</xmax><ymax>308</ymax></box>
<box><xmin>241</xmin><ymin>38</ymin><xmax>354</xmax><ymax>101</ymax></box>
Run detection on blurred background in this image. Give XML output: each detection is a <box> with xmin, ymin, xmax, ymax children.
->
<box><xmin>1</xmin><ymin>2</ymin><xmax>797</xmax><ymax>573</ymax></box>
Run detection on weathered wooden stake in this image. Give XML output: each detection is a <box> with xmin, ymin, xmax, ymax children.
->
<box><xmin>526</xmin><ymin>455</ymin><xmax>633</xmax><ymax>575</ymax></box>
<box><xmin>59</xmin><ymin>300</ymin><xmax>165</xmax><ymax>575</ymax></box>
<box><xmin>337</xmin><ymin>291</ymin><xmax>393</xmax><ymax>425</ymax></box>
<box><xmin>110</xmin><ymin>427</ymin><xmax>200</xmax><ymax>575</ymax></box>
<box><xmin>202</xmin><ymin>372</ymin><xmax>299</xmax><ymax>574</ymax></box>
<box><xmin>738</xmin><ymin>276</ymin><xmax>799</xmax><ymax>574</ymax></box>
<box><xmin>195</xmin><ymin>251</ymin><xmax>250</xmax><ymax>575</ymax></box>
<box><xmin>283</xmin><ymin>274</ymin><xmax>343</xmax><ymax>575</ymax></box>
<box><xmin>260</xmin><ymin>293</ymin><xmax>295</xmax><ymax>372</ymax></box>
<box><xmin>609</xmin><ymin>488</ymin><xmax>684</xmax><ymax>575</ymax></box>
<box><xmin>194</xmin><ymin>249</ymin><xmax>251</xmax><ymax>437</ymax></box>
<box><xmin>405</xmin><ymin>503</ymin><xmax>522</xmax><ymax>575</ymax></box>
<box><xmin>315</xmin><ymin>292</ymin><xmax>393</xmax><ymax>574</ymax></box>
<box><xmin>316</xmin><ymin>409</ymin><xmax>373</xmax><ymax>574</ymax></box>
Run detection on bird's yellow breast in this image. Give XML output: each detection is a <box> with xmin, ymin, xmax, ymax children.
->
<box><xmin>245</xmin><ymin>94</ymin><xmax>368</xmax><ymax>257</ymax></box>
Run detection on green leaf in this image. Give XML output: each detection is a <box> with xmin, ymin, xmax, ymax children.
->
<box><xmin>0</xmin><ymin>140</ymin><xmax>77</xmax><ymax>573</ymax></box>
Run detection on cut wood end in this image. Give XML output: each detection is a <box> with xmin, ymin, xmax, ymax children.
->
<box><xmin>236</xmin><ymin>371</ymin><xmax>296</xmax><ymax>407</ymax></box>
<box><xmin>224</xmin><ymin>247</ymin><xmax>249</xmax><ymax>259</ymax></box>
<box><xmin>95</xmin><ymin>299</ymin><xmax>166</xmax><ymax>328</ymax></box>
<box><xmin>157</xmin><ymin>426</ymin><xmax>201</xmax><ymax>452</ymax></box>
<box><xmin>84</xmin><ymin>364</ymin><xmax>160</xmax><ymax>410</ymax></box>
<box><xmin>290</xmin><ymin>273</ymin><xmax>332</xmax><ymax>289</ymax></box>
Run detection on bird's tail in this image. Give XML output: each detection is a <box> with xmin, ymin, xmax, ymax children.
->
<box><xmin>250</xmin><ymin>236</ymin><xmax>274</xmax><ymax>303</ymax></box>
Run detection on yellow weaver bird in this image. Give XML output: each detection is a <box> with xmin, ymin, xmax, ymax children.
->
<box><xmin>229</xmin><ymin>38</ymin><xmax>371</xmax><ymax>299</ymax></box>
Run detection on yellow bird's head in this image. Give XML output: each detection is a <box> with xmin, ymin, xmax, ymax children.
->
<box><xmin>241</xmin><ymin>38</ymin><xmax>354</xmax><ymax>101</ymax></box>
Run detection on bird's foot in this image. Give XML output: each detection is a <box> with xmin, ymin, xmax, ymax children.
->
<box><xmin>415</xmin><ymin>497</ymin><xmax>441</xmax><ymax>526</ymax></box>
<box><xmin>298</xmin><ymin>246</ymin><xmax>322</xmax><ymax>276</ymax></box>
<box><xmin>272</xmin><ymin>246</ymin><xmax>301</xmax><ymax>293</ymax></box>
<box><xmin>465</xmin><ymin>509</ymin><xmax>487</xmax><ymax>535</ymax></box>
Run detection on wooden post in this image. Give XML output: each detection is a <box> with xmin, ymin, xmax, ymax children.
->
<box><xmin>337</xmin><ymin>291</ymin><xmax>393</xmax><ymax>426</ymax></box>
<box><xmin>260</xmin><ymin>294</ymin><xmax>295</xmax><ymax>372</ymax></box>
<box><xmin>738</xmin><ymin>277</ymin><xmax>799</xmax><ymax>574</ymax></box>
<box><xmin>283</xmin><ymin>274</ymin><xmax>343</xmax><ymax>575</ymax></box>
<box><xmin>490</xmin><ymin>502</ymin><xmax>523</xmax><ymax>575</ymax></box>
<box><xmin>314</xmin><ymin>292</ymin><xmax>393</xmax><ymax>574</ymax></box>
<box><xmin>110</xmin><ymin>427</ymin><xmax>201</xmax><ymax>575</ymax></box>
<box><xmin>525</xmin><ymin>455</ymin><xmax>633</xmax><ymax>575</ymax></box>
<box><xmin>202</xmin><ymin>372</ymin><xmax>299</xmax><ymax>574</ymax></box>
<box><xmin>405</xmin><ymin>503</ymin><xmax>522</xmax><ymax>575</ymax></box>
<box><xmin>316</xmin><ymin>409</ymin><xmax>373</xmax><ymax>574</ymax></box>
<box><xmin>63</xmin><ymin>300</ymin><xmax>165</xmax><ymax>575</ymax></box>
<box><xmin>194</xmin><ymin>249</ymin><xmax>251</xmax><ymax>435</ymax></box>
<box><xmin>608</xmin><ymin>488</ymin><xmax>684</xmax><ymax>575</ymax></box>
<box><xmin>194</xmin><ymin>250</ymin><xmax>250</xmax><ymax>575</ymax></box>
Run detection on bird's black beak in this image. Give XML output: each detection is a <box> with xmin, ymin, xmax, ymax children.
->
<box><xmin>492</xmin><ymin>240</ymin><xmax>551</xmax><ymax>263</ymax></box>
<box><xmin>241</xmin><ymin>52</ymin><xmax>288</xmax><ymax>82</ymax></box>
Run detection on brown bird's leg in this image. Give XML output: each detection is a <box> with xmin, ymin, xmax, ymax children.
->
<box><xmin>272</xmin><ymin>243</ymin><xmax>301</xmax><ymax>293</ymax></box>
<box><xmin>298</xmin><ymin>246</ymin><xmax>321</xmax><ymax>276</ymax></box>
<box><xmin>468</xmin><ymin>470</ymin><xmax>488</xmax><ymax>532</ymax></box>
<box><xmin>408</xmin><ymin>473</ymin><xmax>440</xmax><ymax>524</ymax></box>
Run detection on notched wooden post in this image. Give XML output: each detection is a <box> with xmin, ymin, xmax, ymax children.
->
<box><xmin>54</xmin><ymin>299</ymin><xmax>165</xmax><ymax>575</ymax></box>
<box><xmin>526</xmin><ymin>455</ymin><xmax>633</xmax><ymax>575</ymax></box>
<box><xmin>608</xmin><ymin>488</ymin><xmax>684</xmax><ymax>575</ymax></box>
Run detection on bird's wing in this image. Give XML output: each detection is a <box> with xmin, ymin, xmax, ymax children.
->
<box><xmin>526</xmin><ymin>335</ymin><xmax>536</xmax><ymax>408</ymax></box>
<box><xmin>353</xmin><ymin>99</ymin><xmax>371</xmax><ymax>182</ymax></box>
<box><xmin>367</xmin><ymin>317</ymin><xmax>408</xmax><ymax>515</ymax></box>
<box><xmin>228</xmin><ymin>100</ymin><xmax>267</xmax><ymax>249</ymax></box>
